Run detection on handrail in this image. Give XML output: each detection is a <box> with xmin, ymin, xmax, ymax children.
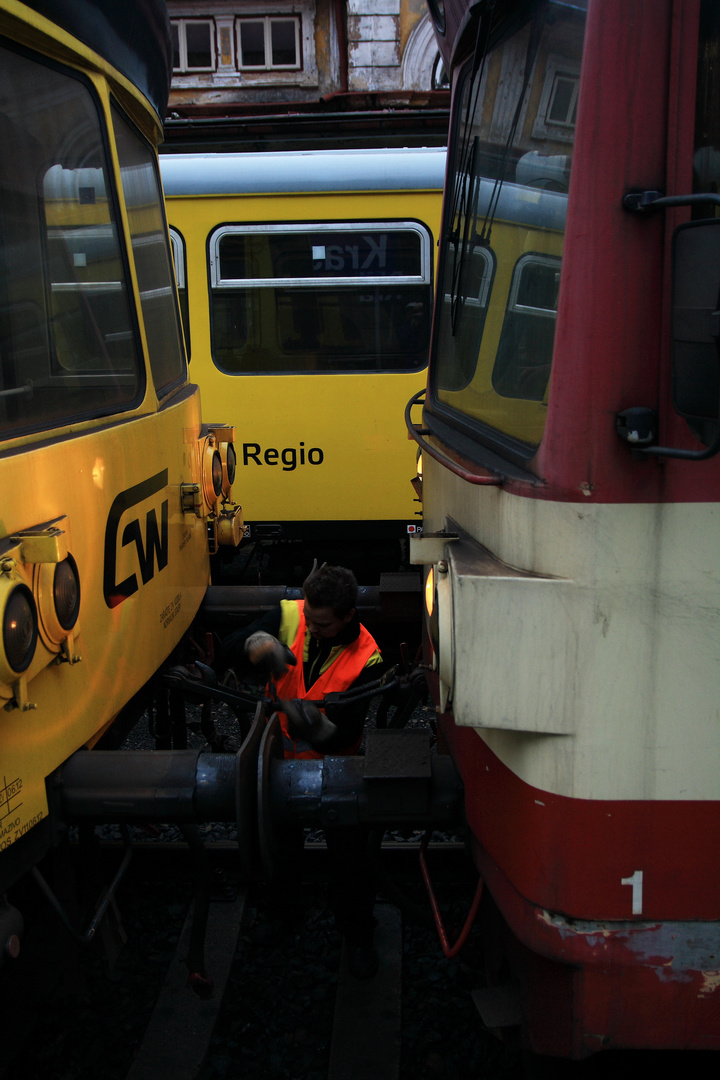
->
<box><xmin>404</xmin><ymin>389</ymin><xmax>503</xmax><ymax>485</ymax></box>
<box><xmin>623</xmin><ymin>190</ymin><xmax>720</xmax><ymax>213</ymax></box>
<box><xmin>619</xmin><ymin>191</ymin><xmax>720</xmax><ymax>461</ymax></box>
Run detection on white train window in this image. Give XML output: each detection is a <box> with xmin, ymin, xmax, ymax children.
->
<box><xmin>208</xmin><ymin>222</ymin><xmax>433</xmax><ymax>374</ymax></box>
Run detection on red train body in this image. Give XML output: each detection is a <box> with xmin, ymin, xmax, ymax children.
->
<box><xmin>410</xmin><ymin>0</ymin><xmax>720</xmax><ymax>1056</ymax></box>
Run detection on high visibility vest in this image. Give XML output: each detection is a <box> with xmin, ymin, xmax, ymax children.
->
<box><xmin>271</xmin><ymin>600</ymin><xmax>379</xmax><ymax>759</ymax></box>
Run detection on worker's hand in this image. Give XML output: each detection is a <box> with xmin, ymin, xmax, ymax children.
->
<box><xmin>244</xmin><ymin>632</ymin><xmax>296</xmax><ymax>675</ymax></box>
<box><xmin>282</xmin><ymin>699</ymin><xmax>338</xmax><ymax>750</ymax></box>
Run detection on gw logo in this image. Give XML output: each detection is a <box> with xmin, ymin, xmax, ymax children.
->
<box><xmin>104</xmin><ymin>470</ymin><xmax>169</xmax><ymax>609</ymax></box>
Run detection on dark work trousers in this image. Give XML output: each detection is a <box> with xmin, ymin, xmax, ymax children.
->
<box><xmin>325</xmin><ymin>826</ymin><xmax>377</xmax><ymax>945</ymax></box>
<box><xmin>270</xmin><ymin>825</ymin><xmax>377</xmax><ymax>943</ymax></box>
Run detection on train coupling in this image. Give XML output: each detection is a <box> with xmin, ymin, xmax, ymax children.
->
<box><xmin>55</xmin><ymin>706</ymin><xmax>464</xmax><ymax>882</ymax></box>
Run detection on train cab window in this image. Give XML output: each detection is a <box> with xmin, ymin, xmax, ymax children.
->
<box><xmin>0</xmin><ymin>41</ymin><xmax>142</xmax><ymax>437</ymax></box>
<box><xmin>111</xmin><ymin>106</ymin><xmax>186</xmax><ymax>396</ymax></box>
<box><xmin>169</xmin><ymin>228</ymin><xmax>191</xmax><ymax>360</ymax></box>
<box><xmin>208</xmin><ymin>222</ymin><xmax>432</xmax><ymax>374</ymax></box>
<box><xmin>430</xmin><ymin>0</ymin><xmax>586</xmax><ymax>455</ymax></box>
<box><xmin>492</xmin><ymin>255</ymin><xmax>561</xmax><ymax>401</ymax></box>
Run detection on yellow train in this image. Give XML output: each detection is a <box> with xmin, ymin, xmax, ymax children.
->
<box><xmin>0</xmin><ymin>0</ymin><xmax>240</xmax><ymax>892</ymax></box>
<box><xmin>160</xmin><ymin>148</ymin><xmax>445</xmax><ymax>581</ymax></box>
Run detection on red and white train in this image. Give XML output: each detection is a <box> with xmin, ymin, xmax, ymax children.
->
<box><xmin>409</xmin><ymin>0</ymin><xmax>720</xmax><ymax>1056</ymax></box>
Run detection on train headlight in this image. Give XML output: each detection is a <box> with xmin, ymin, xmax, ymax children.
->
<box><xmin>411</xmin><ymin>450</ymin><xmax>423</xmax><ymax>501</ymax></box>
<box><xmin>36</xmin><ymin>554</ymin><xmax>81</xmax><ymax>646</ymax></box>
<box><xmin>54</xmin><ymin>556</ymin><xmax>80</xmax><ymax>631</ymax></box>
<box><xmin>207</xmin><ymin>426</ymin><xmax>237</xmax><ymax>499</ymax></box>
<box><xmin>425</xmin><ymin>565</ymin><xmax>434</xmax><ymax>617</ymax></box>
<box><xmin>226</xmin><ymin>442</ymin><xmax>237</xmax><ymax>488</ymax></box>
<box><xmin>424</xmin><ymin>565</ymin><xmax>438</xmax><ymax>649</ymax></box>
<box><xmin>411</xmin><ymin>533</ymin><xmax>458</xmax><ymax>713</ymax></box>
<box><xmin>0</xmin><ymin>580</ymin><xmax>38</xmax><ymax>680</ymax></box>
<box><xmin>202</xmin><ymin>437</ymin><xmax>223</xmax><ymax>508</ymax></box>
<box><xmin>211</xmin><ymin>450</ymin><xmax>223</xmax><ymax>496</ymax></box>
<box><xmin>424</xmin><ymin>560</ymin><xmax>454</xmax><ymax>712</ymax></box>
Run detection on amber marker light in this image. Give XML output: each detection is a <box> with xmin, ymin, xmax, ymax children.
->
<box><xmin>425</xmin><ymin>565</ymin><xmax>435</xmax><ymax>618</ymax></box>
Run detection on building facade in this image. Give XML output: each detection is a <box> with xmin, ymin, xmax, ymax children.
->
<box><xmin>164</xmin><ymin>1</ymin><xmax>450</xmax><ymax>147</ymax></box>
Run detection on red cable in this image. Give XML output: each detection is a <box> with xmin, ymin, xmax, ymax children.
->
<box><xmin>419</xmin><ymin>830</ymin><xmax>484</xmax><ymax>959</ymax></box>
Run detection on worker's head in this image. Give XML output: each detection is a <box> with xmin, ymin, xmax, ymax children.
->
<box><xmin>302</xmin><ymin>565</ymin><xmax>357</xmax><ymax>639</ymax></box>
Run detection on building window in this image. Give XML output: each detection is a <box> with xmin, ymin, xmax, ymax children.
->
<box><xmin>237</xmin><ymin>17</ymin><xmax>301</xmax><ymax>70</ymax></box>
<box><xmin>532</xmin><ymin>56</ymin><xmax>580</xmax><ymax>143</ymax></box>
<box><xmin>171</xmin><ymin>20</ymin><xmax>215</xmax><ymax>73</ymax></box>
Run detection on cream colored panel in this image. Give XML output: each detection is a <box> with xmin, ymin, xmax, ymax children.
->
<box><xmin>422</xmin><ymin>456</ymin><xmax>720</xmax><ymax>801</ymax></box>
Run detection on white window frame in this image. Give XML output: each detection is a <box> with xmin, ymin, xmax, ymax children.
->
<box><xmin>532</xmin><ymin>55</ymin><xmax>580</xmax><ymax>144</ymax></box>
<box><xmin>209</xmin><ymin>222</ymin><xmax>432</xmax><ymax>289</ymax></box>
<box><xmin>237</xmin><ymin>16</ymin><xmax>302</xmax><ymax>72</ymax></box>
<box><xmin>168</xmin><ymin>3</ymin><xmax>317</xmax><ymax>88</ymax></box>
<box><xmin>172</xmin><ymin>19</ymin><xmax>216</xmax><ymax>73</ymax></box>
<box><xmin>506</xmin><ymin>254</ymin><xmax>562</xmax><ymax>318</ymax></box>
<box><xmin>169</xmin><ymin>228</ymin><xmax>186</xmax><ymax>290</ymax></box>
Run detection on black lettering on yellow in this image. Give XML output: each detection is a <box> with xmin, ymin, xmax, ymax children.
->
<box><xmin>240</xmin><ymin>443</ymin><xmax>324</xmax><ymax>470</ymax></box>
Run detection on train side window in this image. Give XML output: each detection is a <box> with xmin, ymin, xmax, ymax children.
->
<box><xmin>208</xmin><ymin>222</ymin><xmax>432</xmax><ymax>374</ymax></box>
<box><xmin>434</xmin><ymin>246</ymin><xmax>496</xmax><ymax>391</ymax></box>
<box><xmin>429</xmin><ymin>2</ymin><xmax>586</xmax><ymax>456</ymax></box>
<box><xmin>111</xmin><ymin>105</ymin><xmax>187</xmax><ymax>396</ymax></box>
<box><xmin>0</xmin><ymin>41</ymin><xmax>142</xmax><ymax>437</ymax></box>
<box><xmin>169</xmin><ymin>227</ymin><xmax>191</xmax><ymax>360</ymax></box>
<box><xmin>491</xmin><ymin>255</ymin><xmax>561</xmax><ymax>402</ymax></box>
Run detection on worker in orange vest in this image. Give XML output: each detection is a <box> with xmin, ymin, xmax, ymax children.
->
<box><xmin>246</xmin><ymin>565</ymin><xmax>382</xmax><ymax>758</ymax></box>
<box><xmin>221</xmin><ymin>565</ymin><xmax>382</xmax><ymax>977</ymax></box>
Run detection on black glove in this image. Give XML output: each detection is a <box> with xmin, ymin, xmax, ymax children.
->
<box><xmin>281</xmin><ymin>699</ymin><xmax>338</xmax><ymax>750</ymax></box>
<box><xmin>244</xmin><ymin>632</ymin><xmax>296</xmax><ymax>675</ymax></box>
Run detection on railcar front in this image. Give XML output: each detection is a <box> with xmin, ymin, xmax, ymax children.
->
<box><xmin>160</xmin><ymin>148</ymin><xmax>445</xmax><ymax>582</ymax></box>
<box><xmin>0</xmin><ymin>0</ymin><xmax>239</xmax><ymax>894</ymax></box>
<box><xmin>410</xmin><ymin>0</ymin><xmax>720</xmax><ymax>1056</ymax></box>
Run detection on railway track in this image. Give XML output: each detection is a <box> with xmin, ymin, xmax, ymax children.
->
<box><xmin>2</xmin><ymin>837</ymin><xmax>494</xmax><ymax>1080</ymax></box>
<box><xmin>4</xmin><ymin>838</ymin><xmax>714</xmax><ymax>1080</ymax></box>
<box><xmin>126</xmin><ymin>890</ymin><xmax>405</xmax><ymax>1080</ymax></box>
